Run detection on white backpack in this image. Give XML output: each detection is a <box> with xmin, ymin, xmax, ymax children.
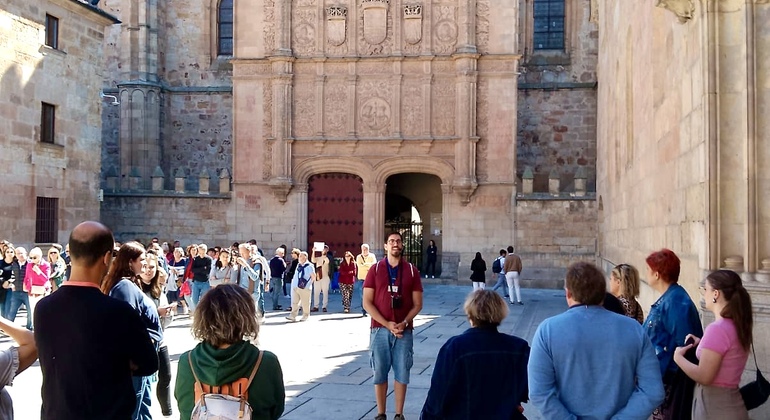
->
<box><xmin>190</xmin><ymin>351</ymin><xmax>264</xmax><ymax>420</ymax></box>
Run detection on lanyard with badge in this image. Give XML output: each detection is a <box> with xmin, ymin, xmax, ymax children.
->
<box><xmin>388</xmin><ymin>262</ymin><xmax>403</xmax><ymax>309</ymax></box>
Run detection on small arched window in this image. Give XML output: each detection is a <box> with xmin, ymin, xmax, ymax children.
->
<box><xmin>218</xmin><ymin>0</ymin><xmax>233</xmax><ymax>56</ymax></box>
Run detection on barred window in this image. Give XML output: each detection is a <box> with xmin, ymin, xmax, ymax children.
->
<box><xmin>36</xmin><ymin>197</ymin><xmax>58</xmax><ymax>243</ymax></box>
<box><xmin>533</xmin><ymin>0</ymin><xmax>565</xmax><ymax>50</ymax></box>
<box><xmin>218</xmin><ymin>0</ymin><xmax>233</xmax><ymax>56</ymax></box>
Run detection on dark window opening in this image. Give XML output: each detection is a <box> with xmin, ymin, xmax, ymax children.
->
<box><xmin>533</xmin><ymin>0</ymin><xmax>564</xmax><ymax>50</ymax></box>
<box><xmin>36</xmin><ymin>197</ymin><xmax>59</xmax><ymax>243</ymax></box>
<box><xmin>218</xmin><ymin>0</ymin><xmax>233</xmax><ymax>56</ymax></box>
<box><xmin>45</xmin><ymin>14</ymin><xmax>59</xmax><ymax>49</ymax></box>
<box><xmin>41</xmin><ymin>102</ymin><xmax>55</xmax><ymax>144</ymax></box>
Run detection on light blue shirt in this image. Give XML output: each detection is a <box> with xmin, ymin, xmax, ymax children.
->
<box><xmin>528</xmin><ymin>305</ymin><xmax>664</xmax><ymax>420</ymax></box>
<box><xmin>291</xmin><ymin>262</ymin><xmax>312</xmax><ymax>288</ymax></box>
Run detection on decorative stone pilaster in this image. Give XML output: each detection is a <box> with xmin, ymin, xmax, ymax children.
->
<box><xmin>219</xmin><ymin>169</ymin><xmax>231</xmax><ymax>194</ymax></box>
<box><xmin>174</xmin><ymin>168</ymin><xmax>185</xmax><ymax>193</ymax></box>
<box><xmin>151</xmin><ymin>166</ymin><xmax>164</xmax><ymax>191</ymax></box>
<box><xmin>722</xmin><ymin>256</ymin><xmax>745</xmax><ymax>272</ymax></box>
<box><xmin>755</xmin><ymin>259</ymin><xmax>770</xmax><ymax>284</ymax></box>
<box><xmin>198</xmin><ymin>169</ymin><xmax>211</xmax><ymax>195</ymax></box>
<box><xmin>268</xmin><ymin>59</ymin><xmax>295</xmax><ymax>203</ymax></box>
<box><xmin>128</xmin><ymin>167</ymin><xmax>141</xmax><ymax>190</ymax></box>
<box><xmin>453</xmin><ymin>53</ymin><xmax>480</xmax><ymax>205</ymax></box>
<box><xmin>522</xmin><ymin>167</ymin><xmax>534</xmax><ymax>194</ymax></box>
<box><xmin>574</xmin><ymin>167</ymin><xmax>587</xmax><ymax>197</ymax></box>
<box><xmin>549</xmin><ymin>170</ymin><xmax>560</xmax><ymax>196</ymax></box>
<box><xmin>105</xmin><ymin>166</ymin><xmax>118</xmax><ymax>192</ymax></box>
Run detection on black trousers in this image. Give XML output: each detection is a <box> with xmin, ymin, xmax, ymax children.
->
<box><xmin>157</xmin><ymin>345</ymin><xmax>172</xmax><ymax>415</ymax></box>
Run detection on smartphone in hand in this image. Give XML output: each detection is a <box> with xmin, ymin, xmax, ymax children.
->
<box><xmin>685</xmin><ymin>336</ymin><xmax>695</xmax><ymax>346</ymax></box>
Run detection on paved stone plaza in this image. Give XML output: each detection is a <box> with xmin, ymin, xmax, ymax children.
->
<box><xmin>2</xmin><ymin>284</ymin><xmax>567</xmax><ymax>419</ymax></box>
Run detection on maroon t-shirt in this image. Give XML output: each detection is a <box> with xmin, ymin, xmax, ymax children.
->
<box><xmin>363</xmin><ymin>258</ymin><xmax>423</xmax><ymax>329</ymax></box>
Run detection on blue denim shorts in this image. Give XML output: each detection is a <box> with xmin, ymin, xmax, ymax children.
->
<box><xmin>369</xmin><ymin>327</ymin><xmax>414</xmax><ymax>385</ymax></box>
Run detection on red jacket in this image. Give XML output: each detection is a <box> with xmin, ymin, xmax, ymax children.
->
<box><xmin>338</xmin><ymin>260</ymin><xmax>357</xmax><ymax>285</ymax></box>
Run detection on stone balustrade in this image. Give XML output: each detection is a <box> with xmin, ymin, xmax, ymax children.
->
<box><xmin>103</xmin><ymin>166</ymin><xmax>232</xmax><ymax>196</ymax></box>
<box><xmin>518</xmin><ymin>166</ymin><xmax>593</xmax><ymax>198</ymax></box>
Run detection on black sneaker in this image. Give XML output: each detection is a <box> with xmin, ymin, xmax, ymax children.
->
<box><xmin>394</xmin><ymin>415</ymin><xmax>406</xmax><ymax>420</ymax></box>
<box><xmin>374</xmin><ymin>414</ymin><xmax>386</xmax><ymax>420</ymax></box>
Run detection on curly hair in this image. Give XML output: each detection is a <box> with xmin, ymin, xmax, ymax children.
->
<box><xmin>192</xmin><ymin>284</ymin><xmax>260</xmax><ymax>347</ymax></box>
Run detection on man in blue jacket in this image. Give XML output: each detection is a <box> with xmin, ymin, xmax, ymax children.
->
<box><xmin>528</xmin><ymin>262</ymin><xmax>665</xmax><ymax>420</ymax></box>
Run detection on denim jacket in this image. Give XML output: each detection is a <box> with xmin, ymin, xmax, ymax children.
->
<box><xmin>421</xmin><ymin>326</ymin><xmax>529</xmax><ymax>420</ymax></box>
<box><xmin>644</xmin><ymin>283</ymin><xmax>703</xmax><ymax>376</ymax></box>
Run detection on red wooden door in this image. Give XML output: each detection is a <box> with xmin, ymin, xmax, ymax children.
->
<box><xmin>307</xmin><ymin>173</ymin><xmax>364</xmax><ymax>257</ymax></box>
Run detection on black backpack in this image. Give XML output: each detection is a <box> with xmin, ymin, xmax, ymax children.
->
<box><xmin>492</xmin><ymin>257</ymin><xmax>503</xmax><ymax>274</ymax></box>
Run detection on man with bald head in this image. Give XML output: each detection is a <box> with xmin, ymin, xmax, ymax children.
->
<box><xmin>35</xmin><ymin>221</ymin><xmax>158</xmax><ymax>420</ymax></box>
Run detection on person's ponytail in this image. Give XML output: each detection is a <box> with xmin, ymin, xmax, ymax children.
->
<box><xmin>723</xmin><ymin>285</ymin><xmax>753</xmax><ymax>351</ymax></box>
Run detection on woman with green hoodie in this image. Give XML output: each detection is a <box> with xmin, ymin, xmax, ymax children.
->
<box><xmin>175</xmin><ymin>284</ymin><xmax>285</xmax><ymax>419</ymax></box>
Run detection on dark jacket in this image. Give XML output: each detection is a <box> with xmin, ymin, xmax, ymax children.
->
<box><xmin>191</xmin><ymin>256</ymin><xmax>212</xmax><ymax>283</ymax></box>
<box><xmin>268</xmin><ymin>256</ymin><xmax>286</xmax><ymax>278</ymax></box>
<box><xmin>427</xmin><ymin>245</ymin><xmax>438</xmax><ymax>262</ymax></box>
<box><xmin>470</xmin><ymin>259</ymin><xmax>486</xmax><ymax>282</ymax></box>
<box><xmin>421</xmin><ymin>326</ymin><xmax>530</xmax><ymax>420</ymax></box>
<box><xmin>175</xmin><ymin>340</ymin><xmax>285</xmax><ymax>420</ymax></box>
<box><xmin>284</xmin><ymin>259</ymin><xmax>299</xmax><ymax>283</ymax></box>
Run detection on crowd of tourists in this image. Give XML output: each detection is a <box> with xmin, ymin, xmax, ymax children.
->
<box><xmin>0</xmin><ymin>226</ymin><xmax>761</xmax><ymax>420</ymax></box>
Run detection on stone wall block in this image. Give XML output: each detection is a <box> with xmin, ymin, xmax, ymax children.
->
<box><xmin>129</xmin><ymin>167</ymin><xmax>141</xmax><ymax>190</ymax></box>
<box><xmin>522</xmin><ymin>166</ymin><xmax>534</xmax><ymax>194</ymax></box>
<box><xmin>174</xmin><ymin>168</ymin><xmax>186</xmax><ymax>193</ymax></box>
<box><xmin>574</xmin><ymin>167</ymin><xmax>587</xmax><ymax>197</ymax></box>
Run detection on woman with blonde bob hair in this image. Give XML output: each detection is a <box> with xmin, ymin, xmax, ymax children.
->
<box><xmin>610</xmin><ymin>263</ymin><xmax>644</xmax><ymax>323</ymax></box>
<box><xmin>175</xmin><ymin>284</ymin><xmax>285</xmax><ymax>420</ymax></box>
<box><xmin>421</xmin><ymin>290</ymin><xmax>530</xmax><ymax>419</ymax></box>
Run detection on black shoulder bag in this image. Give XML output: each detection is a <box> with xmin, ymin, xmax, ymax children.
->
<box><xmin>740</xmin><ymin>344</ymin><xmax>770</xmax><ymax>410</ymax></box>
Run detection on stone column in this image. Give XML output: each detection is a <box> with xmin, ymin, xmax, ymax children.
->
<box><xmin>716</xmin><ymin>1</ymin><xmax>749</xmax><ymax>272</ymax></box>
<box><xmin>364</xmin><ymin>182</ymin><xmax>386</xmax><ymax>250</ymax></box>
<box><xmin>456</xmin><ymin>0</ymin><xmax>478</xmax><ymax>53</ymax></box>
<box><xmin>755</xmin><ymin>1</ymin><xmax>770</xmax><ymax>266</ymax></box>
<box><xmin>452</xmin><ymin>54</ymin><xmax>480</xmax><ymax>204</ymax></box>
<box><xmin>295</xmin><ymin>184</ymin><xmax>309</xmax><ymax>248</ymax></box>
<box><xmin>269</xmin><ymin>58</ymin><xmax>295</xmax><ymax>201</ymax></box>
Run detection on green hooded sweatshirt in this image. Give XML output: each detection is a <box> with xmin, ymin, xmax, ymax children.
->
<box><xmin>175</xmin><ymin>340</ymin><xmax>285</xmax><ymax>420</ymax></box>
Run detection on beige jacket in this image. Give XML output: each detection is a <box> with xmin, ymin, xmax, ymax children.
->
<box><xmin>355</xmin><ymin>253</ymin><xmax>377</xmax><ymax>280</ymax></box>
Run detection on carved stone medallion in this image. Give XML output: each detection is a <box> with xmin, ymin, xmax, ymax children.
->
<box><xmin>326</xmin><ymin>6</ymin><xmax>347</xmax><ymax>46</ymax></box>
<box><xmin>433</xmin><ymin>6</ymin><xmax>457</xmax><ymax>54</ymax></box>
<box><xmin>403</xmin><ymin>5</ymin><xmax>422</xmax><ymax>45</ymax></box>
<box><xmin>359</xmin><ymin>97</ymin><xmax>391</xmax><ymax>131</ymax></box>
<box><xmin>362</xmin><ymin>0</ymin><xmax>389</xmax><ymax>45</ymax></box>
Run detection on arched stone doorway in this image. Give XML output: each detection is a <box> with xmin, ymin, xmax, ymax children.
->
<box><xmin>307</xmin><ymin>173</ymin><xmax>364</xmax><ymax>257</ymax></box>
<box><xmin>384</xmin><ymin>173</ymin><xmax>442</xmax><ymax>276</ymax></box>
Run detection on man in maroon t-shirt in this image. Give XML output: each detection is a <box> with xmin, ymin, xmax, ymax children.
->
<box><xmin>363</xmin><ymin>232</ymin><xmax>423</xmax><ymax>420</ymax></box>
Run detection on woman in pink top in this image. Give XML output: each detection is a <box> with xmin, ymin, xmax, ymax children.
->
<box><xmin>673</xmin><ymin>270</ymin><xmax>753</xmax><ymax>419</ymax></box>
<box><xmin>24</xmin><ymin>247</ymin><xmax>51</xmax><ymax>330</ymax></box>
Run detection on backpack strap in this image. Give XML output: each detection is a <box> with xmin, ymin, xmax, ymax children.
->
<box><xmin>237</xmin><ymin>351</ymin><xmax>264</xmax><ymax>418</ymax></box>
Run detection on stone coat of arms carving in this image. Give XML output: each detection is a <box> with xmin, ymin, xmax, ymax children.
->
<box><xmin>326</xmin><ymin>6</ymin><xmax>347</xmax><ymax>46</ymax></box>
<box><xmin>362</xmin><ymin>0</ymin><xmax>389</xmax><ymax>45</ymax></box>
<box><xmin>403</xmin><ymin>4</ymin><xmax>422</xmax><ymax>45</ymax></box>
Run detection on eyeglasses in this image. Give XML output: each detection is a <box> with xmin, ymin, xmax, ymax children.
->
<box><xmin>30</xmin><ymin>256</ymin><xmax>40</xmax><ymax>260</ymax></box>
<box><xmin>387</xmin><ymin>239</ymin><xmax>403</xmax><ymax>244</ymax></box>
<box><xmin>4</xmin><ymin>250</ymin><xmax>13</xmax><ymax>254</ymax></box>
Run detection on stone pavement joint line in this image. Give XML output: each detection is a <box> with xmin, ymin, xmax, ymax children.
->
<box><xmin>2</xmin><ymin>285</ymin><xmax>566</xmax><ymax>419</ymax></box>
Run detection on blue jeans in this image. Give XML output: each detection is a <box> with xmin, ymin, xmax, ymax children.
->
<box><xmin>131</xmin><ymin>375</ymin><xmax>152</xmax><ymax>420</ymax></box>
<box><xmin>369</xmin><ymin>327</ymin><xmax>414</xmax><ymax>384</ymax></box>
<box><xmin>5</xmin><ymin>291</ymin><xmax>31</xmax><ymax>329</ymax></box>
<box><xmin>251</xmin><ymin>281</ymin><xmax>265</xmax><ymax>316</ymax></box>
<box><xmin>190</xmin><ymin>281</ymin><xmax>210</xmax><ymax>311</ymax></box>
<box><xmin>269</xmin><ymin>277</ymin><xmax>282</xmax><ymax>309</ymax></box>
<box><xmin>492</xmin><ymin>273</ymin><xmax>509</xmax><ymax>296</ymax></box>
<box><xmin>355</xmin><ymin>280</ymin><xmax>367</xmax><ymax>314</ymax></box>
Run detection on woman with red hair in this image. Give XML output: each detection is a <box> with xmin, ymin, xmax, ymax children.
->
<box><xmin>644</xmin><ymin>248</ymin><xmax>703</xmax><ymax>419</ymax></box>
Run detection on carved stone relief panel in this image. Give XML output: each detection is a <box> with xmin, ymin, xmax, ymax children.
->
<box><xmin>324</xmin><ymin>79</ymin><xmax>348</xmax><ymax>136</ymax></box>
<box><xmin>263</xmin><ymin>0</ymin><xmax>276</xmax><ymax>53</ymax></box>
<box><xmin>359</xmin><ymin>0</ymin><xmax>394</xmax><ymax>55</ymax></box>
<box><xmin>403</xmin><ymin>4</ymin><xmax>423</xmax><ymax>54</ymax></box>
<box><xmin>401</xmin><ymin>79</ymin><xmax>424</xmax><ymax>137</ymax></box>
<box><xmin>476</xmin><ymin>0</ymin><xmax>490</xmax><ymax>54</ymax></box>
<box><xmin>476</xmin><ymin>78</ymin><xmax>489</xmax><ymax>182</ymax></box>
<box><xmin>293</xmin><ymin>80</ymin><xmax>316</xmax><ymax>137</ymax></box>
<box><xmin>357</xmin><ymin>79</ymin><xmax>393</xmax><ymax>137</ymax></box>
<box><xmin>262</xmin><ymin>80</ymin><xmax>274</xmax><ymax>180</ymax></box>
<box><xmin>432</xmin><ymin>59</ymin><xmax>453</xmax><ymax>74</ymax></box>
<box><xmin>326</xmin><ymin>6</ymin><xmax>349</xmax><ymax>56</ymax></box>
<box><xmin>432</xmin><ymin>77</ymin><xmax>455</xmax><ymax>136</ymax></box>
<box><xmin>655</xmin><ymin>0</ymin><xmax>695</xmax><ymax>23</ymax></box>
<box><xmin>325</xmin><ymin>62</ymin><xmax>349</xmax><ymax>75</ymax></box>
<box><xmin>293</xmin><ymin>1</ymin><xmax>318</xmax><ymax>56</ymax></box>
<box><xmin>432</xmin><ymin>4</ymin><xmax>458</xmax><ymax>55</ymax></box>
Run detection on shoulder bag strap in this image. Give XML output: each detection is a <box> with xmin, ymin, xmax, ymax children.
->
<box><xmin>752</xmin><ymin>343</ymin><xmax>760</xmax><ymax>370</ymax></box>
